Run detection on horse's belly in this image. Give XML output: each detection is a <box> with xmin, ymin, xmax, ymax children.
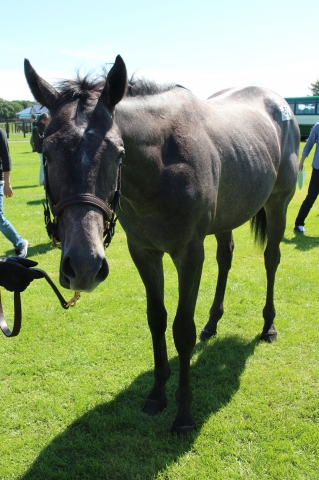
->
<box><xmin>209</xmin><ymin>180</ymin><xmax>274</xmax><ymax>234</ymax></box>
<box><xmin>119</xmin><ymin>202</ymin><xmax>211</xmax><ymax>252</ymax></box>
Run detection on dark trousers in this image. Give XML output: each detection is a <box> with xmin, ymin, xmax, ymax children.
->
<box><xmin>295</xmin><ymin>167</ymin><xmax>319</xmax><ymax>226</ymax></box>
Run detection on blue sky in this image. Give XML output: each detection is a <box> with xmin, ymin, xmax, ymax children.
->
<box><xmin>1</xmin><ymin>0</ymin><xmax>318</xmax><ymax>101</ymax></box>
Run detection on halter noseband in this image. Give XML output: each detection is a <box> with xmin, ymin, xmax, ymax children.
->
<box><xmin>43</xmin><ymin>155</ymin><xmax>123</xmax><ymax>248</ymax></box>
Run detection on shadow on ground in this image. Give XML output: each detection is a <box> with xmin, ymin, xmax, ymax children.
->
<box><xmin>12</xmin><ymin>184</ymin><xmax>39</xmax><ymax>190</ymax></box>
<box><xmin>21</xmin><ymin>335</ymin><xmax>258</xmax><ymax>479</ymax></box>
<box><xmin>26</xmin><ymin>198</ymin><xmax>45</xmax><ymax>205</ymax></box>
<box><xmin>5</xmin><ymin>242</ymin><xmax>52</xmax><ymax>258</ymax></box>
<box><xmin>282</xmin><ymin>233</ymin><xmax>319</xmax><ymax>251</ymax></box>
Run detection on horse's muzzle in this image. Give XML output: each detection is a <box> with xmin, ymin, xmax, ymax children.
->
<box><xmin>60</xmin><ymin>255</ymin><xmax>109</xmax><ymax>292</ymax></box>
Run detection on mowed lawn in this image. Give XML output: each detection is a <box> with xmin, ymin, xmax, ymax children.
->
<box><xmin>0</xmin><ymin>135</ymin><xmax>318</xmax><ymax>479</ymax></box>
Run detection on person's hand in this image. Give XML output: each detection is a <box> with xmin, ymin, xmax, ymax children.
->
<box><xmin>298</xmin><ymin>155</ymin><xmax>306</xmax><ymax>172</ymax></box>
<box><xmin>4</xmin><ymin>183</ymin><xmax>13</xmax><ymax>198</ymax></box>
<box><xmin>0</xmin><ymin>257</ymin><xmax>44</xmax><ymax>292</ymax></box>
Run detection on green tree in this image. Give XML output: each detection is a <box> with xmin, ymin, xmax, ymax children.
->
<box><xmin>19</xmin><ymin>100</ymin><xmax>34</xmax><ymax>109</ymax></box>
<box><xmin>0</xmin><ymin>98</ymin><xmax>12</xmax><ymax>119</ymax></box>
<box><xmin>309</xmin><ymin>80</ymin><xmax>319</xmax><ymax>96</ymax></box>
<box><xmin>0</xmin><ymin>98</ymin><xmax>34</xmax><ymax>119</ymax></box>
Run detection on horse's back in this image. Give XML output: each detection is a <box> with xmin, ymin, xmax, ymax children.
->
<box><xmin>206</xmin><ymin>85</ymin><xmax>299</xmax><ymax>155</ymax></box>
<box><xmin>202</xmin><ymin>86</ymin><xmax>299</xmax><ymax>232</ymax></box>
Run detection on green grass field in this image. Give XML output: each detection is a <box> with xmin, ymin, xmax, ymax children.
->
<box><xmin>0</xmin><ymin>134</ymin><xmax>318</xmax><ymax>479</ymax></box>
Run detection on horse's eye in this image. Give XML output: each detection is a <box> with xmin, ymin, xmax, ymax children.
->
<box><xmin>117</xmin><ymin>149</ymin><xmax>125</xmax><ymax>160</ymax></box>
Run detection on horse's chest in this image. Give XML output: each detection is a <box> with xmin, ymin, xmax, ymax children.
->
<box><xmin>118</xmin><ymin>205</ymin><xmax>199</xmax><ymax>252</ymax></box>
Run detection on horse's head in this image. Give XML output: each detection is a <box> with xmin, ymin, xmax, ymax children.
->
<box><xmin>24</xmin><ymin>56</ymin><xmax>127</xmax><ymax>292</ymax></box>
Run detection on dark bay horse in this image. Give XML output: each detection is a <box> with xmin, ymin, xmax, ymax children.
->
<box><xmin>25</xmin><ymin>55</ymin><xmax>299</xmax><ymax>434</ymax></box>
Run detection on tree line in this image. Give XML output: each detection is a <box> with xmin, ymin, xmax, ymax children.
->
<box><xmin>0</xmin><ymin>98</ymin><xmax>34</xmax><ymax>119</ymax></box>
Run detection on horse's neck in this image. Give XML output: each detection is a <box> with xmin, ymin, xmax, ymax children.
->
<box><xmin>115</xmin><ymin>97</ymin><xmax>172</xmax><ymax>202</ymax></box>
<box><xmin>115</xmin><ymin>91</ymin><xmax>207</xmax><ymax>205</ymax></box>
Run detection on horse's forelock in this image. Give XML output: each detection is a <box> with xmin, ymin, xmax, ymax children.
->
<box><xmin>54</xmin><ymin>73</ymin><xmax>107</xmax><ymax>104</ymax></box>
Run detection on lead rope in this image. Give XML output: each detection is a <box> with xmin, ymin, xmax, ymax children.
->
<box><xmin>0</xmin><ymin>268</ymin><xmax>80</xmax><ymax>338</ymax></box>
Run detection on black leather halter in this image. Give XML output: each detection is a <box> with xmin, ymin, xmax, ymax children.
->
<box><xmin>43</xmin><ymin>155</ymin><xmax>123</xmax><ymax>248</ymax></box>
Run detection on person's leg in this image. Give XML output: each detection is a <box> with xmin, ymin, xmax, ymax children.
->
<box><xmin>0</xmin><ymin>184</ymin><xmax>24</xmax><ymax>249</ymax></box>
<box><xmin>295</xmin><ymin>168</ymin><xmax>319</xmax><ymax>228</ymax></box>
<box><xmin>39</xmin><ymin>153</ymin><xmax>44</xmax><ymax>185</ymax></box>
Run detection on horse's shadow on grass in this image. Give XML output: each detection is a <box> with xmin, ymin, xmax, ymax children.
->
<box><xmin>282</xmin><ymin>233</ymin><xmax>319</xmax><ymax>250</ymax></box>
<box><xmin>21</xmin><ymin>335</ymin><xmax>258</xmax><ymax>479</ymax></box>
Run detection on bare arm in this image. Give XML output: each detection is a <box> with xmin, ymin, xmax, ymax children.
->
<box><xmin>298</xmin><ymin>155</ymin><xmax>307</xmax><ymax>172</ymax></box>
<box><xmin>3</xmin><ymin>171</ymin><xmax>13</xmax><ymax>198</ymax></box>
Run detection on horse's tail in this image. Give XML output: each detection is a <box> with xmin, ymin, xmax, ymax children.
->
<box><xmin>250</xmin><ymin>207</ymin><xmax>267</xmax><ymax>248</ymax></box>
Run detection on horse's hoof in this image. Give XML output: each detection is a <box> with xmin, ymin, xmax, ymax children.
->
<box><xmin>199</xmin><ymin>328</ymin><xmax>216</xmax><ymax>342</ymax></box>
<box><xmin>261</xmin><ymin>331</ymin><xmax>277</xmax><ymax>343</ymax></box>
<box><xmin>143</xmin><ymin>398</ymin><xmax>167</xmax><ymax>416</ymax></box>
<box><xmin>171</xmin><ymin>412</ymin><xmax>195</xmax><ymax>435</ymax></box>
<box><xmin>171</xmin><ymin>420</ymin><xmax>195</xmax><ymax>436</ymax></box>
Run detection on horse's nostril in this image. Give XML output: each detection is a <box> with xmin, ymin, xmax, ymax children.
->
<box><xmin>60</xmin><ymin>254</ymin><xmax>108</xmax><ymax>291</ymax></box>
<box><xmin>61</xmin><ymin>255</ymin><xmax>108</xmax><ymax>286</ymax></box>
<box><xmin>96</xmin><ymin>258</ymin><xmax>109</xmax><ymax>282</ymax></box>
<box><xmin>62</xmin><ymin>256</ymin><xmax>76</xmax><ymax>280</ymax></box>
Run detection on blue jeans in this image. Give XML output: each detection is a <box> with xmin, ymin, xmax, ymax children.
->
<box><xmin>39</xmin><ymin>153</ymin><xmax>44</xmax><ymax>185</ymax></box>
<box><xmin>0</xmin><ymin>183</ymin><xmax>23</xmax><ymax>249</ymax></box>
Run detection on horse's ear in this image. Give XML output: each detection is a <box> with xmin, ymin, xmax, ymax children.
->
<box><xmin>101</xmin><ymin>55</ymin><xmax>127</xmax><ymax>110</ymax></box>
<box><xmin>24</xmin><ymin>59</ymin><xmax>60</xmax><ymax>113</ymax></box>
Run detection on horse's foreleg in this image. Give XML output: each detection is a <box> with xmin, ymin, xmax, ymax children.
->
<box><xmin>128</xmin><ymin>242</ymin><xmax>170</xmax><ymax>415</ymax></box>
<box><xmin>171</xmin><ymin>238</ymin><xmax>204</xmax><ymax>434</ymax></box>
<box><xmin>200</xmin><ymin>231</ymin><xmax>234</xmax><ymax>341</ymax></box>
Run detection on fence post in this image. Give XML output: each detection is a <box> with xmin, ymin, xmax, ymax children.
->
<box><xmin>6</xmin><ymin>121</ymin><xmax>9</xmax><ymax>138</ymax></box>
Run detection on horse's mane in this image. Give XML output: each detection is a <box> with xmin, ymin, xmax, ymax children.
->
<box><xmin>55</xmin><ymin>72</ymin><xmax>180</xmax><ymax>103</ymax></box>
<box><xmin>127</xmin><ymin>76</ymin><xmax>177</xmax><ymax>97</ymax></box>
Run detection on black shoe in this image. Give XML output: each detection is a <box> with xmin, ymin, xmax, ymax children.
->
<box><xmin>15</xmin><ymin>239</ymin><xmax>28</xmax><ymax>258</ymax></box>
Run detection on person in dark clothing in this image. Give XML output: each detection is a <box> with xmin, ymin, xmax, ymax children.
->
<box><xmin>294</xmin><ymin>122</ymin><xmax>319</xmax><ymax>233</ymax></box>
<box><xmin>32</xmin><ymin>112</ymin><xmax>50</xmax><ymax>185</ymax></box>
<box><xmin>0</xmin><ymin>128</ymin><xmax>28</xmax><ymax>257</ymax></box>
<box><xmin>30</xmin><ymin>114</ymin><xmax>36</xmax><ymax>152</ymax></box>
<box><xmin>0</xmin><ymin>257</ymin><xmax>42</xmax><ymax>291</ymax></box>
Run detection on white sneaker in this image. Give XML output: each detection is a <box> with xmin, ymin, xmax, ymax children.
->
<box><xmin>294</xmin><ymin>225</ymin><xmax>306</xmax><ymax>233</ymax></box>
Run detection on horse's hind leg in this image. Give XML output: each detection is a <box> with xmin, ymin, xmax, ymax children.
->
<box><xmin>127</xmin><ymin>242</ymin><xmax>170</xmax><ymax>415</ymax></box>
<box><xmin>261</xmin><ymin>198</ymin><xmax>290</xmax><ymax>342</ymax></box>
<box><xmin>200</xmin><ymin>231</ymin><xmax>234</xmax><ymax>341</ymax></box>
